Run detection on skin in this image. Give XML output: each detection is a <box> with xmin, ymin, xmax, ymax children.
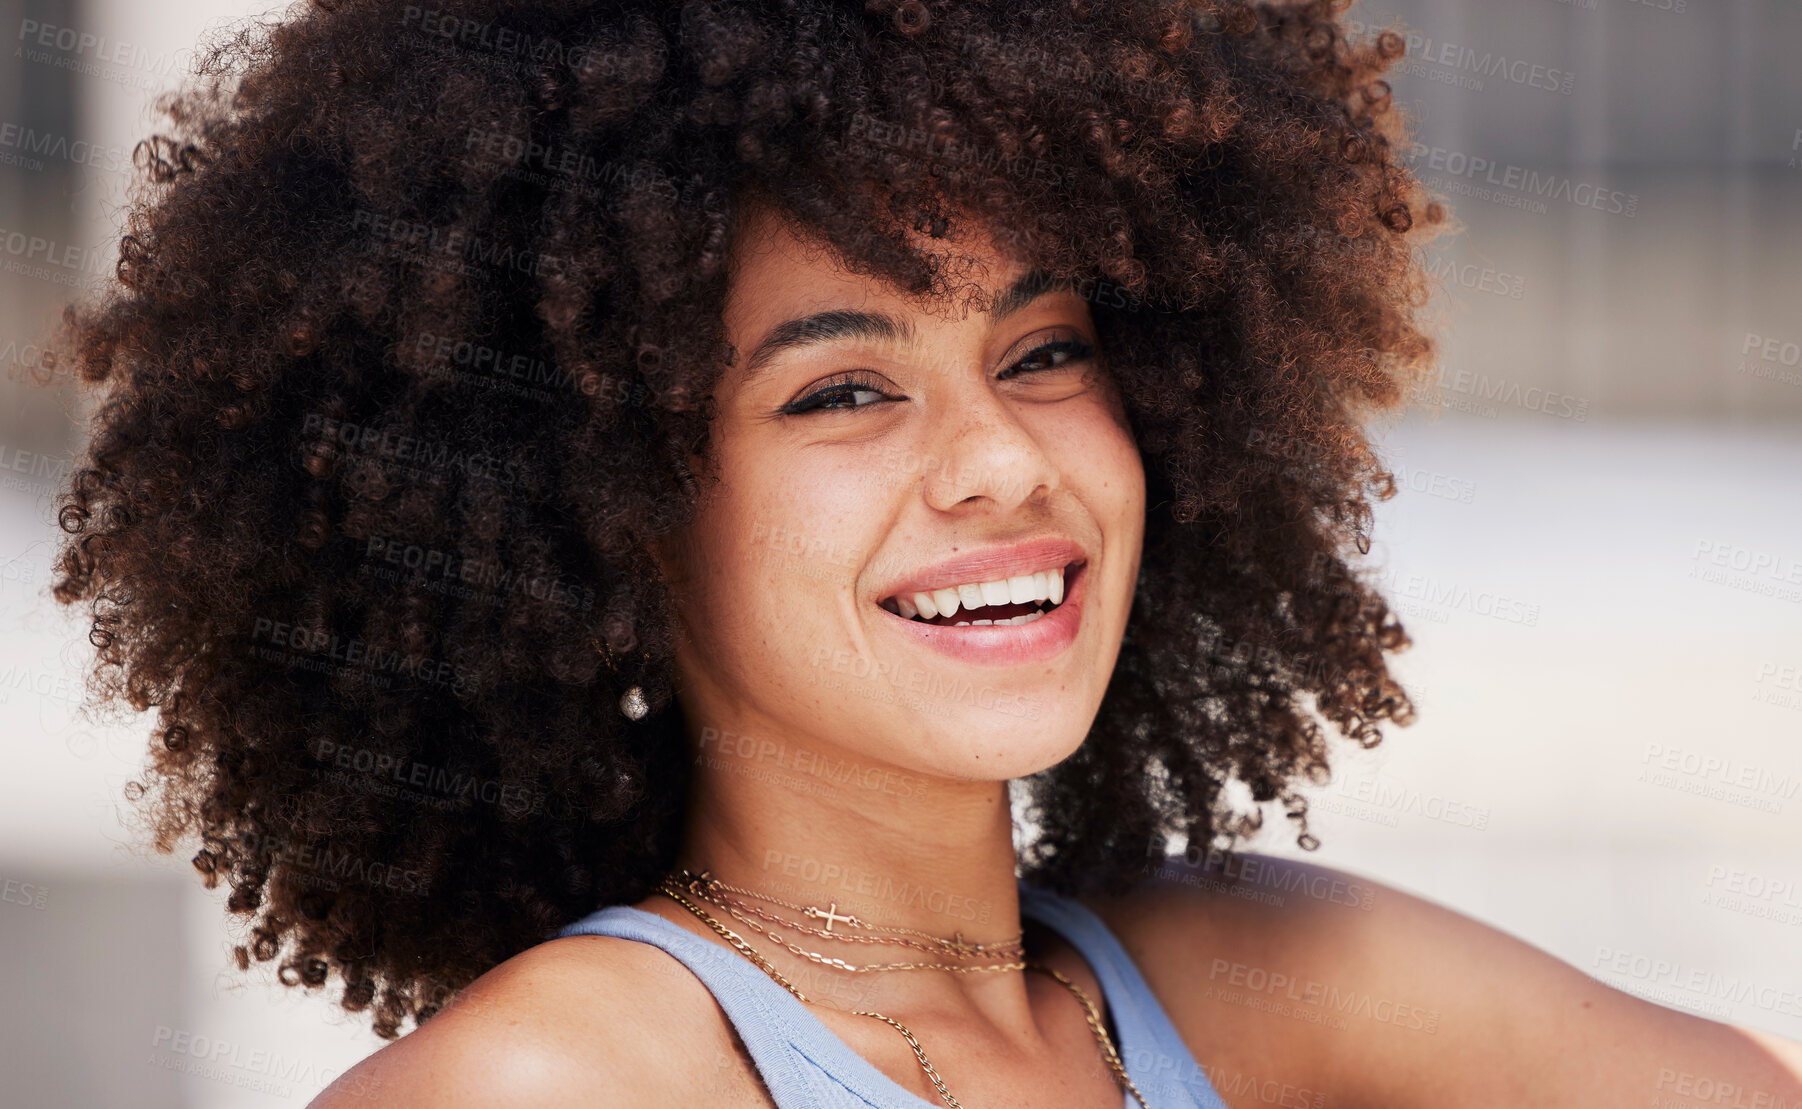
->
<box><xmin>306</xmin><ymin>205</ymin><xmax>1802</xmax><ymax>1108</ymax></box>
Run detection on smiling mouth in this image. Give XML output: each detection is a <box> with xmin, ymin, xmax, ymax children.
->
<box><xmin>878</xmin><ymin>562</ymin><xmax>1081</xmax><ymax>628</ymax></box>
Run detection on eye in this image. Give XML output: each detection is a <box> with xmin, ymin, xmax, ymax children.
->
<box><xmin>998</xmin><ymin>334</ymin><xmax>1096</xmax><ymax>380</ymax></box>
<box><xmin>779</xmin><ymin>371</ymin><xmax>899</xmax><ymax>415</ymax></box>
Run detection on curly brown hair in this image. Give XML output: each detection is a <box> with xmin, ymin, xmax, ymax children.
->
<box><xmin>47</xmin><ymin>0</ymin><xmax>1442</xmax><ymax>1039</ymax></box>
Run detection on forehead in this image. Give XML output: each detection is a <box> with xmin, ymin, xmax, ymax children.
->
<box><xmin>722</xmin><ymin>202</ymin><xmax>1029</xmax><ymax>334</ymax></box>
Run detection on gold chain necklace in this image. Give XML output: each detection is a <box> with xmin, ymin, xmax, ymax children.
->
<box><xmin>704</xmin><ymin>887</ymin><xmax>1029</xmax><ymax>959</ymax></box>
<box><xmin>691</xmin><ymin>869</ymin><xmax>1026</xmax><ymax>958</ymax></box>
<box><xmin>681</xmin><ymin>873</ymin><xmax>1027</xmax><ymax>974</ymax></box>
<box><xmin>654</xmin><ymin>870</ymin><xmax>1152</xmax><ymax>1109</ymax></box>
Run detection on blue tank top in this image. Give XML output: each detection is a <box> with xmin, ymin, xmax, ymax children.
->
<box><xmin>551</xmin><ymin>882</ymin><xmax>1229</xmax><ymax>1108</ymax></box>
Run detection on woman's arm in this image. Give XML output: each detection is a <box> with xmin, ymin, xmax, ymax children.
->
<box><xmin>1097</xmin><ymin>853</ymin><xmax>1802</xmax><ymax>1108</ymax></box>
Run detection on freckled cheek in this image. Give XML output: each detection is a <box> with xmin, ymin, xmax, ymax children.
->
<box><xmin>1053</xmin><ymin>408</ymin><xmax>1145</xmax><ymax>615</ymax></box>
<box><xmin>712</xmin><ymin>480</ymin><xmax>876</xmax><ymax>631</ymax></box>
<box><xmin>1052</xmin><ymin>407</ymin><xmax>1144</xmax><ymax>514</ymax></box>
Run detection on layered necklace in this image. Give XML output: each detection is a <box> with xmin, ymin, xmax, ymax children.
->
<box><xmin>654</xmin><ymin>867</ymin><xmax>1152</xmax><ymax>1109</ymax></box>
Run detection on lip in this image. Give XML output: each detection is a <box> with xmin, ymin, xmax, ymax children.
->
<box><xmin>877</xmin><ymin>560</ymin><xmax>1088</xmax><ymax>668</ymax></box>
<box><xmin>876</xmin><ymin>537</ymin><xmax>1088</xmax><ymax>603</ymax></box>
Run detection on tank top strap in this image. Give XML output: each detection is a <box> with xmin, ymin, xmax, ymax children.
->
<box><xmin>1017</xmin><ymin>885</ymin><xmax>1230</xmax><ymax>1108</ymax></box>
<box><xmin>553</xmin><ymin>904</ymin><xmax>944</xmax><ymax>1108</ymax></box>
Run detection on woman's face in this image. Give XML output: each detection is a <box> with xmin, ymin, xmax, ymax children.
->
<box><xmin>657</xmin><ymin>204</ymin><xmax>1146</xmax><ymax>782</ymax></box>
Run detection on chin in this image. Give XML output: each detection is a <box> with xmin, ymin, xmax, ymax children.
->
<box><xmin>890</xmin><ymin>707</ymin><xmax>1097</xmax><ymax>783</ymax></box>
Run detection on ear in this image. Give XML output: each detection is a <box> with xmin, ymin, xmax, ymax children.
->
<box><xmin>645</xmin><ymin>414</ymin><xmax>717</xmax><ymax>593</ymax></box>
<box><xmin>645</xmin><ymin>525</ymin><xmax>687</xmax><ymax>590</ymax></box>
<box><xmin>644</xmin><ymin>465</ymin><xmax>711</xmax><ymax>593</ymax></box>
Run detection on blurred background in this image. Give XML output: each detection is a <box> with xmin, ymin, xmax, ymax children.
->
<box><xmin>1</xmin><ymin>0</ymin><xmax>1798</xmax><ymax>1104</ymax></box>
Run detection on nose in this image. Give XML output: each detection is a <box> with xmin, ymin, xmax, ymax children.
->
<box><xmin>918</xmin><ymin>368</ymin><xmax>1059</xmax><ymax>514</ymax></box>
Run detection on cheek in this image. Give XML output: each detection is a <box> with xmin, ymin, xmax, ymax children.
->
<box><xmin>698</xmin><ymin>445</ymin><xmax>880</xmax><ymax>630</ymax></box>
<box><xmin>1045</xmin><ymin>398</ymin><xmax>1145</xmax><ymax>524</ymax></box>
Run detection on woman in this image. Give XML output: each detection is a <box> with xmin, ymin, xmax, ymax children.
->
<box><xmin>47</xmin><ymin>0</ymin><xmax>1801</xmax><ymax>1105</ymax></box>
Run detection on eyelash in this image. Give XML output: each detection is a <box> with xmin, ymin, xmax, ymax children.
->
<box><xmin>779</xmin><ymin>337</ymin><xmax>1097</xmax><ymax>416</ymax></box>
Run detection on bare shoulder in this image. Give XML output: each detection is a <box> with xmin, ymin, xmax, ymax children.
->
<box><xmin>1082</xmin><ymin>851</ymin><xmax>1802</xmax><ymax>1109</ymax></box>
<box><xmin>305</xmin><ymin>929</ymin><xmax>761</xmax><ymax>1108</ymax></box>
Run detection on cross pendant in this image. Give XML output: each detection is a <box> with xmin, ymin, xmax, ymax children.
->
<box><xmin>811</xmin><ymin>902</ymin><xmax>856</xmax><ymax>931</ymax></box>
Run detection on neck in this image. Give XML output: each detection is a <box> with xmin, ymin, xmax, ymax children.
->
<box><xmin>658</xmin><ymin>722</ymin><xmax>1048</xmax><ymax>1036</ymax></box>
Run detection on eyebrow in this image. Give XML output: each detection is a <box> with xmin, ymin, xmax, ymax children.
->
<box><xmin>737</xmin><ymin>267</ymin><xmax>1066</xmax><ymax>380</ymax></box>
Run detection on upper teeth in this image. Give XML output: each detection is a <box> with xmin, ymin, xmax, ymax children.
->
<box><xmin>891</xmin><ymin>566</ymin><xmax>1066</xmax><ymax>620</ymax></box>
